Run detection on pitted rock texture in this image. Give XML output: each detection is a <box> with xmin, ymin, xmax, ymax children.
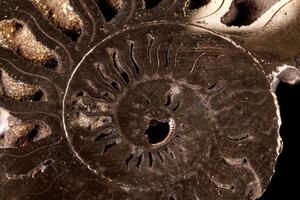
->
<box><xmin>221</xmin><ymin>0</ymin><xmax>279</xmax><ymax>27</ymax></box>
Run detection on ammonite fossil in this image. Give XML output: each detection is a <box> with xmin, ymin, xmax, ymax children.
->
<box><xmin>0</xmin><ymin>0</ymin><xmax>299</xmax><ymax>199</ymax></box>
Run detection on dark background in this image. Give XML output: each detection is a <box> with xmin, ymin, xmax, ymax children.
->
<box><xmin>258</xmin><ymin>82</ymin><xmax>299</xmax><ymax>200</ymax></box>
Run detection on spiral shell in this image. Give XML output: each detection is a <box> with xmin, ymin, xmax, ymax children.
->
<box><xmin>0</xmin><ymin>0</ymin><xmax>290</xmax><ymax>199</ymax></box>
